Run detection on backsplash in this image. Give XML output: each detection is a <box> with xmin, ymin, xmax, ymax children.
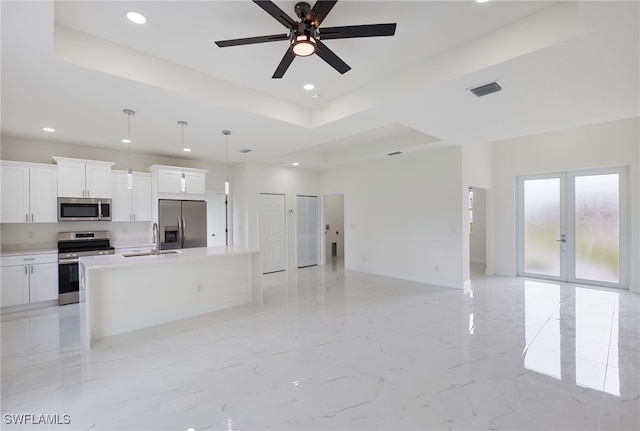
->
<box><xmin>0</xmin><ymin>221</ymin><xmax>152</xmax><ymax>251</ymax></box>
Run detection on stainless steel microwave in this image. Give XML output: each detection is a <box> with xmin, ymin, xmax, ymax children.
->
<box><xmin>58</xmin><ymin>197</ymin><xmax>111</xmax><ymax>222</ymax></box>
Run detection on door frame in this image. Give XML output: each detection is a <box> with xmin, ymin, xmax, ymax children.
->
<box><xmin>517</xmin><ymin>166</ymin><xmax>629</xmax><ymax>289</ymax></box>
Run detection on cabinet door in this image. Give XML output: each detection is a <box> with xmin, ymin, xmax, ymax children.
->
<box><xmin>29</xmin><ymin>165</ymin><xmax>58</xmax><ymax>223</ymax></box>
<box><xmin>85</xmin><ymin>164</ymin><xmax>112</xmax><ymax>198</ymax></box>
<box><xmin>158</xmin><ymin>170</ymin><xmax>182</xmax><ymax>194</ymax></box>
<box><xmin>57</xmin><ymin>161</ymin><xmax>86</xmax><ymax>197</ymax></box>
<box><xmin>111</xmin><ymin>171</ymin><xmax>133</xmax><ymax>221</ymax></box>
<box><xmin>1</xmin><ymin>165</ymin><xmax>29</xmax><ymax>223</ymax></box>
<box><xmin>132</xmin><ymin>173</ymin><xmax>152</xmax><ymax>221</ymax></box>
<box><xmin>29</xmin><ymin>262</ymin><xmax>59</xmax><ymax>303</ymax></box>
<box><xmin>185</xmin><ymin>172</ymin><xmax>206</xmax><ymax>195</ymax></box>
<box><xmin>1</xmin><ymin>265</ymin><xmax>29</xmax><ymax>307</ymax></box>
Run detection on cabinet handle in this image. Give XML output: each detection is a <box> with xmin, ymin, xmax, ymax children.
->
<box><xmin>133</xmin><ymin>214</ymin><xmax>136</xmax><ymax>221</ymax></box>
<box><xmin>87</xmin><ymin>190</ymin><xmax>90</xmax><ymax>197</ymax></box>
<box><xmin>25</xmin><ymin>214</ymin><xmax>29</xmax><ymax>222</ymax></box>
<box><xmin>31</xmin><ymin>214</ymin><xmax>34</xmax><ymax>222</ymax></box>
<box><xmin>23</xmin><ymin>258</ymin><xmax>35</xmax><ymax>261</ymax></box>
<box><xmin>31</xmin><ymin>266</ymin><xmax>34</xmax><ymax>274</ymax></box>
<box><xmin>25</xmin><ymin>266</ymin><xmax>28</xmax><ymax>275</ymax></box>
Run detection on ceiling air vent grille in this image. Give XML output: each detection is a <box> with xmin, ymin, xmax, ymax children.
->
<box><xmin>469</xmin><ymin>81</ymin><xmax>502</xmax><ymax>97</ymax></box>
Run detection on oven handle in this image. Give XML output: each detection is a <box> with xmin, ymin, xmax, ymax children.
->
<box><xmin>59</xmin><ymin>258</ymin><xmax>79</xmax><ymax>265</ymax></box>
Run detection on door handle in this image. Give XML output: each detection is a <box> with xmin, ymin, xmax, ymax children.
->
<box><xmin>556</xmin><ymin>233</ymin><xmax>567</xmax><ymax>243</ymax></box>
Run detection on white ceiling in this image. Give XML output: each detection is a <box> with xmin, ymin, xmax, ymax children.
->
<box><xmin>1</xmin><ymin>1</ymin><xmax>638</xmax><ymax>169</ymax></box>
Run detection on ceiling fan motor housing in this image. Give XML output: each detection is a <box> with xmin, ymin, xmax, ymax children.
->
<box><xmin>295</xmin><ymin>2</ymin><xmax>312</xmax><ymax>20</ymax></box>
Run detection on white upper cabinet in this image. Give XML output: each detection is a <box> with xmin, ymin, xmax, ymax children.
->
<box><xmin>111</xmin><ymin>170</ymin><xmax>152</xmax><ymax>222</ymax></box>
<box><xmin>132</xmin><ymin>173</ymin><xmax>152</xmax><ymax>221</ymax></box>
<box><xmin>53</xmin><ymin>156</ymin><xmax>114</xmax><ymax>198</ymax></box>
<box><xmin>1</xmin><ymin>161</ymin><xmax>57</xmax><ymax>223</ymax></box>
<box><xmin>148</xmin><ymin>165</ymin><xmax>207</xmax><ymax>198</ymax></box>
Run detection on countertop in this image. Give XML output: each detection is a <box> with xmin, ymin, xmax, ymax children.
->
<box><xmin>0</xmin><ymin>247</ymin><xmax>58</xmax><ymax>257</ymax></box>
<box><xmin>80</xmin><ymin>246</ymin><xmax>260</xmax><ymax>269</ymax></box>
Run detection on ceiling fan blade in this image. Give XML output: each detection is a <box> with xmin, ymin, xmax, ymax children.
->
<box><xmin>319</xmin><ymin>23</ymin><xmax>397</xmax><ymax>40</ymax></box>
<box><xmin>253</xmin><ymin>0</ymin><xmax>297</xmax><ymax>29</ymax></box>
<box><xmin>307</xmin><ymin>1</ymin><xmax>338</xmax><ymax>27</ymax></box>
<box><xmin>272</xmin><ymin>47</ymin><xmax>296</xmax><ymax>79</ymax></box>
<box><xmin>315</xmin><ymin>40</ymin><xmax>350</xmax><ymax>74</ymax></box>
<box><xmin>215</xmin><ymin>33</ymin><xmax>289</xmax><ymax>48</ymax></box>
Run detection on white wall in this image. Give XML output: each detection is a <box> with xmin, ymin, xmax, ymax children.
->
<box><xmin>492</xmin><ymin>116</ymin><xmax>640</xmax><ymax>292</ymax></box>
<box><xmin>232</xmin><ymin>162</ymin><xmax>321</xmax><ymax>271</ymax></box>
<box><xmin>321</xmin><ymin>147</ymin><xmax>465</xmax><ymax>289</ymax></box>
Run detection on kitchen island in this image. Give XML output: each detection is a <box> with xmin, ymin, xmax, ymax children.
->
<box><xmin>79</xmin><ymin>246</ymin><xmax>261</xmax><ymax>349</ymax></box>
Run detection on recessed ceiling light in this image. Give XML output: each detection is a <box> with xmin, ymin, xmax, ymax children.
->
<box><xmin>303</xmin><ymin>83</ymin><xmax>315</xmax><ymax>91</ymax></box>
<box><xmin>121</xmin><ymin>138</ymin><xmax>131</xmax><ymax>143</ymax></box>
<box><xmin>183</xmin><ymin>148</ymin><xmax>191</xmax><ymax>152</ymax></box>
<box><xmin>292</xmin><ymin>162</ymin><xmax>299</xmax><ymax>166</ymax></box>
<box><xmin>475</xmin><ymin>0</ymin><xmax>490</xmax><ymax>3</ymax></box>
<box><xmin>42</xmin><ymin>127</ymin><xmax>55</xmax><ymax>132</ymax></box>
<box><xmin>311</xmin><ymin>93</ymin><xmax>321</xmax><ymax>99</ymax></box>
<box><xmin>126</xmin><ymin>11</ymin><xmax>147</xmax><ymax>24</ymax></box>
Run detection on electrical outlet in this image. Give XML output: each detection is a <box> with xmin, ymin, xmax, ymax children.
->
<box><xmin>196</xmin><ymin>284</ymin><xmax>202</xmax><ymax>292</ymax></box>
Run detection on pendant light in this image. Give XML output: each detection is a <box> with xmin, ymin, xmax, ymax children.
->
<box><xmin>123</xmin><ymin>109</ymin><xmax>135</xmax><ymax>189</ymax></box>
<box><xmin>222</xmin><ymin>130</ymin><xmax>230</xmax><ymax>195</ymax></box>
<box><xmin>222</xmin><ymin>129</ymin><xmax>231</xmax><ymax>246</ymax></box>
<box><xmin>178</xmin><ymin>121</ymin><xmax>188</xmax><ymax>193</ymax></box>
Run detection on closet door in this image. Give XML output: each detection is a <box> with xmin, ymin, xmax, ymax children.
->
<box><xmin>259</xmin><ymin>193</ymin><xmax>286</xmax><ymax>273</ymax></box>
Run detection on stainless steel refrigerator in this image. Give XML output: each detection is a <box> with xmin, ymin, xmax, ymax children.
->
<box><xmin>159</xmin><ymin>200</ymin><xmax>207</xmax><ymax>250</ymax></box>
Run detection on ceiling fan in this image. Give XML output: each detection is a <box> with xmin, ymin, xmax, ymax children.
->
<box><xmin>215</xmin><ymin>0</ymin><xmax>397</xmax><ymax>78</ymax></box>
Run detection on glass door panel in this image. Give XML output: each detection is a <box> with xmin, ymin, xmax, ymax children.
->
<box><xmin>519</xmin><ymin>168</ymin><xmax>626</xmax><ymax>288</ymax></box>
<box><xmin>573</xmin><ymin>173</ymin><xmax>620</xmax><ymax>284</ymax></box>
<box><xmin>522</xmin><ymin>177</ymin><xmax>563</xmax><ymax>278</ymax></box>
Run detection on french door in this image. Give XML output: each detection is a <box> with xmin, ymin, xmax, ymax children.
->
<box><xmin>517</xmin><ymin>167</ymin><xmax>628</xmax><ymax>288</ymax></box>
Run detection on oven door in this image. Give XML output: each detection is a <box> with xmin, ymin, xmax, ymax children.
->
<box><xmin>58</xmin><ymin>259</ymin><xmax>79</xmax><ymax>305</ymax></box>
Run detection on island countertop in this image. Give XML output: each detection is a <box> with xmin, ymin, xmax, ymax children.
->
<box><xmin>80</xmin><ymin>245</ymin><xmax>260</xmax><ymax>268</ymax></box>
<box><xmin>79</xmin><ymin>245</ymin><xmax>262</xmax><ymax>349</ymax></box>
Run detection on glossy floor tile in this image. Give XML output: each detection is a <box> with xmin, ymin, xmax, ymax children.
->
<box><xmin>1</xmin><ymin>263</ymin><xmax>639</xmax><ymax>430</ymax></box>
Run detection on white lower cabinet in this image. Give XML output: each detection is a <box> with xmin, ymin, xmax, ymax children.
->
<box><xmin>1</xmin><ymin>253</ymin><xmax>58</xmax><ymax>307</ymax></box>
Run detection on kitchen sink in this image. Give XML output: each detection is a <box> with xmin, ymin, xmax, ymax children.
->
<box><xmin>122</xmin><ymin>250</ymin><xmax>180</xmax><ymax>257</ymax></box>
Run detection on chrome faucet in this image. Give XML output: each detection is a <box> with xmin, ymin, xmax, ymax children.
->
<box><xmin>152</xmin><ymin>222</ymin><xmax>160</xmax><ymax>255</ymax></box>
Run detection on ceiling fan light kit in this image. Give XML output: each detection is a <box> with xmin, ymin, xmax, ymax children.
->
<box><xmin>214</xmin><ymin>0</ymin><xmax>397</xmax><ymax>78</ymax></box>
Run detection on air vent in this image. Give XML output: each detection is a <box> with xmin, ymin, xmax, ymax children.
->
<box><xmin>238</xmin><ymin>148</ymin><xmax>252</xmax><ymax>154</ymax></box>
<box><xmin>387</xmin><ymin>151</ymin><xmax>403</xmax><ymax>156</ymax></box>
<box><xmin>469</xmin><ymin>81</ymin><xmax>502</xmax><ymax>97</ymax></box>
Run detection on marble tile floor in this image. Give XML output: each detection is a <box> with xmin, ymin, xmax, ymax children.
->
<box><xmin>1</xmin><ymin>262</ymin><xmax>639</xmax><ymax>431</ymax></box>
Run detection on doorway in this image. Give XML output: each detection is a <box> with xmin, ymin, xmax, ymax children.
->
<box><xmin>296</xmin><ymin>195</ymin><xmax>319</xmax><ymax>268</ymax></box>
<box><xmin>259</xmin><ymin>193</ymin><xmax>286</xmax><ymax>274</ymax></box>
<box><xmin>517</xmin><ymin>167</ymin><xmax>628</xmax><ymax>288</ymax></box>
<box><xmin>324</xmin><ymin>194</ymin><xmax>344</xmax><ymax>264</ymax></box>
<box><xmin>469</xmin><ymin>187</ymin><xmax>487</xmax><ymax>274</ymax></box>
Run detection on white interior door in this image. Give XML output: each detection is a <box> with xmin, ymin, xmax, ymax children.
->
<box><xmin>259</xmin><ymin>193</ymin><xmax>286</xmax><ymax>273</ymax></box>
<box><xmin>206</xmin><ymin>190</ymin><xmax>226</xmax><ymax>246</ymax></box>
<box><xmin>297</xmin><ymin>195</ymin><xmax>319</xmax><ymax>268</ymax></box>
<box><xmin>518</xmin><ymin>167</ymin><xmax>627</xmax><ymax>288</ymax></box>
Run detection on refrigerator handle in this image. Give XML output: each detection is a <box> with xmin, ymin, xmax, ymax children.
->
<box><xmin>181</xmin><ymin>217</ymin><xmax>186</xmax><ymax>248</ymax></box>
<box><xmin>178</xmin><ymin>217</ymin><xmax>183</xmax><ymax>249</ymax></box>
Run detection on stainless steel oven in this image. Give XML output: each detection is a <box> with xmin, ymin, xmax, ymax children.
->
<box><xmin>58</xmin><ymin>197</ymin><xmax>111</xmax><ymax>222</ymax></box>
<box><xmin>58</xmin><ymin>231</ymin><xmax>114</xmax><ymax>305</ymax></box>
